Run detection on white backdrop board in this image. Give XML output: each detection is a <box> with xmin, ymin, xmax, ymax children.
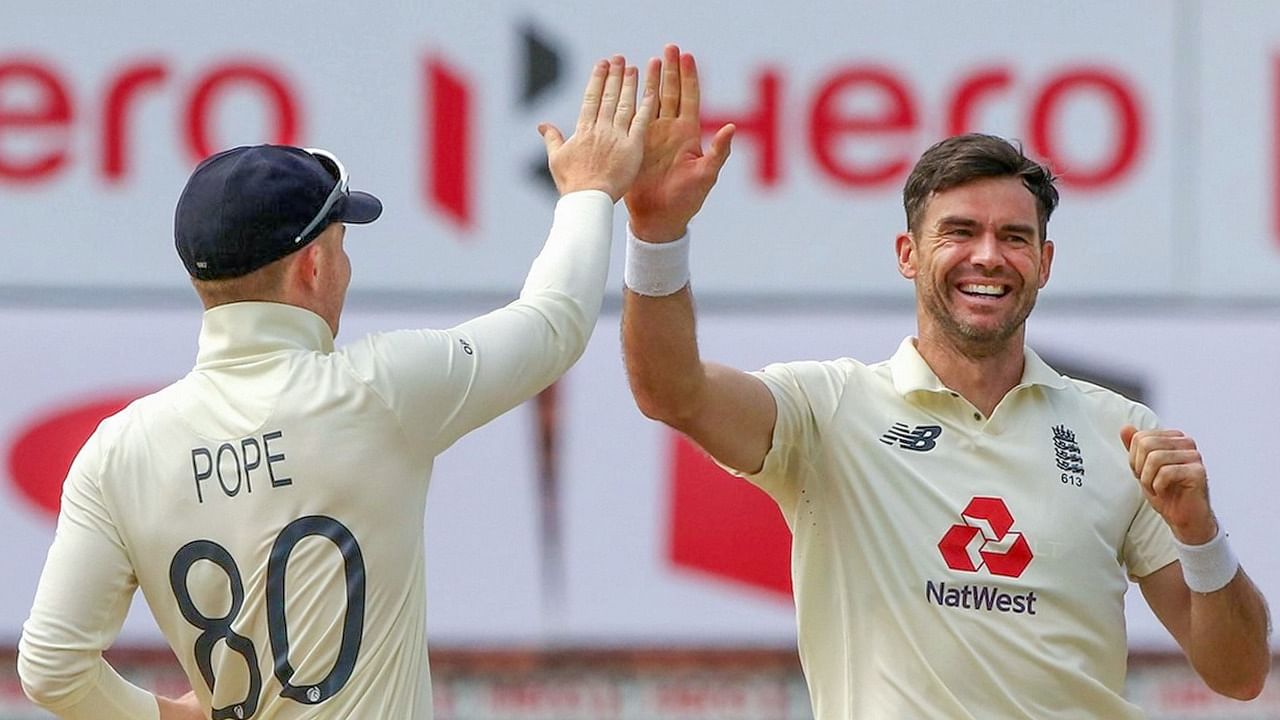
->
<box><xmin>3</xmin><ymin>304</ymin><xmax>1279</xmax><ymax>652</ymax></box>
<box><xmin>2</xmin><ymin>1</ymin><xmax>1280</xmax><ymax>300</ymax></box>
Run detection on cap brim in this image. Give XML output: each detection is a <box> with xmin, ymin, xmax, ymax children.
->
<box><xmin>338</xmin><ymin>190</ymin><xmax>383</xmax><ymax>224</ymax></box>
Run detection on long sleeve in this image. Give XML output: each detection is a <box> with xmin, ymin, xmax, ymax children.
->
<box><xmin>18</xmin><ymin>427</ymin><xmax>160</xmax><ymax>720</ymax></box>
<box><xmin>343</xmin><ymin>190</ymin><xmax>615</xmax><ymax>457</ymax></box>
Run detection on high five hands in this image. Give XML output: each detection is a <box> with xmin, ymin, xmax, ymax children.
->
<box><xmin>1121</xmin><ymin>425</ymin><xmax>1217</xmax><ymax>544</ymax></box>
<box><xmin>540</xmin><ymin>55</ymin><xmax>657</xmax><ymax>202</ymax></box>
<box><xmin>626</xmin><ymin>44</ymin><xmax>735</xmax><ymax>243</ymax></box>
<box><xmin>539</xmin><ymin>45</ymin><xmax>734</xmax><ymax>222</ymax></box>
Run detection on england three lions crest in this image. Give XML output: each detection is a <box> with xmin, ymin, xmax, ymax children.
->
<box><xmin>1052</xmin><ymin>425</ymin><xmax>1085</xmax><ymax>487</ymax></box>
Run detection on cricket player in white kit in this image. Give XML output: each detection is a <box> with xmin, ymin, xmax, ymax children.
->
<box><xmin>18</xmin><ymin>56</ymin><xmax>655</xmax><ymax>720</ymax></box>
<box><xmin>620</xmin><ymin>45</ymin><xmax>1271</xmax><ymax>718</ymax></box>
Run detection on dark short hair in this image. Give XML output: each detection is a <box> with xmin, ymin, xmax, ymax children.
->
<box><xmin>903</xmin><ymin>133</ymin><xmax>1059</xmax><ymax>241</ymax></box>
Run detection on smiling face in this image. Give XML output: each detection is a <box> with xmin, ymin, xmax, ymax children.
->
<box><xmin>897</xmin><ymin>176</ymin><xmax>1054</xmax><ymax>357</ymax></box>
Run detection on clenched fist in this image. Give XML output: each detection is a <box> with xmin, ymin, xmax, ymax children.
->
<box><xmin>1121</xmin><ymin>425</ymin><xmax>1217</xmax><ymax>545</ymax></box>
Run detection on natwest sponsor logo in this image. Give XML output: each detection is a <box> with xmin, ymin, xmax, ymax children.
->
<box><xmin>925</xmin><ymin>580</ymin><xmax>1038</xmax><ymax>615</ymax></box>
<box><xmin>930</xmin><ymin>497</ymin><xmax>1038</xmax><ymax>616</ymax></box>
<box><xmin>938</xmin><ymin>496</ymin><xmax>1034</xmax><ymax>578</ymax></box>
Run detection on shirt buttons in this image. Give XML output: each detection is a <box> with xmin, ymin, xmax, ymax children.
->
<box><xmin>972</xmin><ymin>412</ymin><xmax>982</xmax><ymax>421</ymax></box>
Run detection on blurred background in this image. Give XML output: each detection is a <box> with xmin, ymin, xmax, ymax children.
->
<box><xmin>4</xmin><ymin>0</ymin><xmax>1280</xmax><ymax>717</ymax></box>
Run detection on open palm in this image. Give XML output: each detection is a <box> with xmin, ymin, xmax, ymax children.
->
<box><xmin>540</xmin><ymin>55</ymin><xmax>656</xmax><ymax>202</ymax></box>
<box><xmin>625</xmin><ymin>45</ymin><xmax>734</xmax><ymax>243</ymax></box>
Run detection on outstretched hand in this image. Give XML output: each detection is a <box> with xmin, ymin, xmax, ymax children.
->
<box><xmin>540</xmin><ymin>55</ymin><xmax>656</xmax><ymax>202</ymax></box>
<box><xmin>1121</xmin><ymin>425</ymin><xmax>1217</xmax><ymax>544</ymax></box>
<box><xmin>624</xmin><ymin>44</ymin><xmax>735</xmax><ymax>243</ymax></box>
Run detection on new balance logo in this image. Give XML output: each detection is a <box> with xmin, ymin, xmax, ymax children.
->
<box><xmin>880</xmin><ymin>422</ymin><xmax>942</xmax><ymax>452</ymax></box>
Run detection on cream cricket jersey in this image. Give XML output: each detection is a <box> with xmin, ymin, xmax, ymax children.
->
<box><xmin>737</xmin><ymin>338</ymin><xmax>1178</xmax><ymax>720</ymax></box>
<box><xmin>18</xmin><ymin>190</ymin><xmax>615</xmax><ymax>720</ymax></box>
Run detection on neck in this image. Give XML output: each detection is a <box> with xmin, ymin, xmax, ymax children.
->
<box><xmin>914</xmin><ymin>325</ymin><xmax>1026</xmax><ymax>417</ymax></box>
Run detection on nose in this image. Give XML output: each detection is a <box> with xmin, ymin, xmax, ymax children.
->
<box><xmin>970</xmin><ymin>230</ymin><xmax>1003</xmax><ymax>270</ymax></box>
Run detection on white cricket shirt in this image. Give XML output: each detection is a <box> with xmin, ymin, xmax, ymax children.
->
<box><xmin>737</xmin><ymin>338</ymin><xmax>1177</xmax><ymax>720</ymax></box>
<box><xmin>18</xmin><ymin>191</ymin><xmax>615</xmax><ymax>720</ymax></box>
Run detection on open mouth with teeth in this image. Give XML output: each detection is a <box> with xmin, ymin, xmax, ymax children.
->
<box><xmin>958</xmin><ymin>283</ymin><xmax>1010</xmax><ymax>298</ymax></box>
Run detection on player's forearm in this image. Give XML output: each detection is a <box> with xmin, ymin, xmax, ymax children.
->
<box><xmin>20</xmin><ymin>449</ymin><xmax>159</xmax><ymax>720</ymax></box>
<box><xmin>425</xmin><ymin>189</ymin><xmax>613</xmax><ymax>439</ymax></box>
<box><xmin>18</xmin><ymin>643</ymin><xmax>159</xmax><ymax>720</ymax></box>
<box><xmin>1186</xmin><ymin>570</ymin><xmax>1271</xmax><ymax>700</ymax></box>
<box><xmin>516</xmin><ymin>190</ymin><xmax>615</xmax><ymax>358</ymax></box>
<box><xmin>621</xmin><ymin>285</ymin><xmax>708</xmax><ymax>428</ymax></box>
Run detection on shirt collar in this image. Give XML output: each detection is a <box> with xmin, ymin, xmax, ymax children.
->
<box><xmin>195</xmin><ymin>301</ymin><xmax>334</xmax><ymax>366</ymax></box>
<box><xmin>888</xmin><ymin>336</ymin><xmax>1067</xmax><ymax>397</ymax></box>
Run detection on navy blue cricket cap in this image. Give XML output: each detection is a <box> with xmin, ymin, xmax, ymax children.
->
<box><xmin>175</xmin><ymin>144</ymin><xmax>382</xmax><ymax>280</ymax></box>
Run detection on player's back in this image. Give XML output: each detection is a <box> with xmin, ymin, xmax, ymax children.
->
<box><xmin>97</xmin><ymin>303</ymin><xmax>437</xmax><ymax>718</ymax></box>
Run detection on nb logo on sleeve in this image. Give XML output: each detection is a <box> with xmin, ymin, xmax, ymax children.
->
<box><xmin>879</xmin><ymin>422</ymin><xmax>943</xmax><ymax>452</ymax></box>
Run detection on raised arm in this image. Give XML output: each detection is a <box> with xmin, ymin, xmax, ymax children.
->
<box><xmin>352</xmin><ymin>56</ymin><xmax>656</xmax><ymax>453</ymax></box>
<box><xmin>620</xmin><ymin>45</ymin><xmax>774</xmax><ymax>474</ymax></box>
<box><xmin>444</xmin><ymin>56</ymin><xmax>655</xmax><ymax>428</ymax></box>
<box><xmin>503</xmin><ymin>55</ymin><xmax>656</xmax><ymax>378</ymax></box>
<box><xmin>1124</xmin><ymin>426</ymin><xmax>1271</xmax><ymax>700</ymax></box>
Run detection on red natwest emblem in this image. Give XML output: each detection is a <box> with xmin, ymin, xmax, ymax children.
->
<box><xmin>938</xmin><ymin>497</ymin><xmax>1033</xmax><ymax>578</ymax></box>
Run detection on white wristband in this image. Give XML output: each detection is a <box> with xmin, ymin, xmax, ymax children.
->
<box><xmin>1175</xmin><ymin>527</ymin><xmax>1239</xmax><ymax>593</ymax></box>
<box><xmin>625</xmin><ymin>225</ymin><xmax>690</xmax><ymax>297</ymax></box>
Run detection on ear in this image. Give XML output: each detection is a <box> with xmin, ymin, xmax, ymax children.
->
<box><xmin>284</xmin><ymin>242</ymin><xmax>323</xmax><ymax>297</ymax></box>
<box><xmin>895</xmin><ymin>232</ymin><xmax>917</xmax><ymax>280</ymax></box>
<box><xmin>1038</xmin><ymin>238</ymin><xmax>1054</xmax><ymax>289</ymax></box>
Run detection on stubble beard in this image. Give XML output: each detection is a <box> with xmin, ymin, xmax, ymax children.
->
<box><xmin>919</xmin><ymin>280</ymin><xmax>1039</xmax><ymax>358</ymax></box>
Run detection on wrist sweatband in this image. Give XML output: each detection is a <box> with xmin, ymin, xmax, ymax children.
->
<box><xmin>1175</xmin><ymin>527</ymin><xmax>1239</xmax><ymax>593</ymax></box>
<box><xmin>625</xmin><ymin>225</ymin><xmax>690</xmax><ymax>297</ymax></box>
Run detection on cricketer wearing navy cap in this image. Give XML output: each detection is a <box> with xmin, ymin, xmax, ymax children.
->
<box><xmin>20</xmin><ymin>53</ymin><xmax>655</xmax><ymax>720</ymax></box>
<box><xmin>175</xmin><ymin>144</ymin><xmax>382</xmax><ymax>281</ymax></box>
